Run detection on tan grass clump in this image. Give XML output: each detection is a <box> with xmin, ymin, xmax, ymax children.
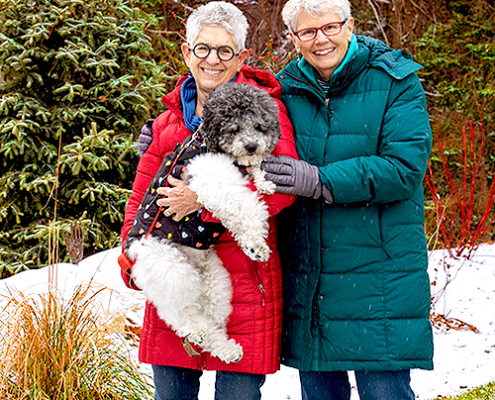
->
<box><xmin>0</xmin><ymin>284</ymin><xmax>152</xmax><ymax>399</ymax></box>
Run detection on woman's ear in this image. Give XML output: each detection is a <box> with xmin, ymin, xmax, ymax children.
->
<box><xmin>289</xmin><ymin>32</ymin><xmax>301</xmax><ymax>53</ymax></box>
<box><xmin>238</xmin><ymin>49</ymin><xmax>249</xmax><ymax>66</ymax></box>
<box><xmin>346</xmin><ymin>17</ymin><xmax>355</xmax><ymax>38</ymax></box>
<box><xmin>181</xmin><ymin>43</ymin><xmax>192</xmax><ymax>67</ymax></box>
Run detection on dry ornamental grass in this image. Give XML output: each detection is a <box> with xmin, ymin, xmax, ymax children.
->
<box><xmin>0</xmin><ymin>284</ymin><xmax>152</xmax><ymax>400</ymax></box>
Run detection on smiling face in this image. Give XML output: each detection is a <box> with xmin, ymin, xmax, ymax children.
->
<box><xmin>290</xmin><ymin>10</ymin><xmax>354</xmax><ymax>81</ymax></box>
<box><xmin>182</xmin><ymin>25</ymin><xmax>248</xmax><ymax>110</ymax></box>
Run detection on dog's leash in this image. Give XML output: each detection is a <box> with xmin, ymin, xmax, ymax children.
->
<box><xmin>144</xmin><ymin>130</ymin><xmax>202</xmax><ymax>240</ymax></box>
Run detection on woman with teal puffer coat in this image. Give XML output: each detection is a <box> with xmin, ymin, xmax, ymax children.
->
<box><xmin>262</xmin><ymin>0</ymin><xmax>434</xmax><ymax>398</ymax></box>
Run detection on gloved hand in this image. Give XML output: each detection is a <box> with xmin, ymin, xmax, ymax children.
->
<box><xmin>262</xmin><ymin>156</ymin><xmax>323</xmax><ymax>199</ymax></box>
<box><xmin>138</xmin><ymin>119</ymin><xmax>154</xmax><ymax>157</ymax></box>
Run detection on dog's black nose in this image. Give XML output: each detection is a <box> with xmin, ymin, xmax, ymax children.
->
<box><xmin>245</xmin><ymin>143</ymin><xmax>258</xmax><ymax>154</ymax></box>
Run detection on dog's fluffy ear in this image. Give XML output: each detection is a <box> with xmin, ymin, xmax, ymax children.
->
<box><xmin>201</xmin><ymin>83</ymin><xmax>280</xmax><ymax>153</ymax></box>
<box><xmin>264</xmin><ymin>104</ymin><xmax>281</xmax><ymax>155</ymax></box>
<box><xmin>200</xmin><ymin>88</ymin><xmax>229</xmax><ymax>153</ymax></box>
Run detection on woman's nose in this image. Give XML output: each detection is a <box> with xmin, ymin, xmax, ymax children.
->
<box><xmin>205</xmin><ymin>50</ymin><xmax>221</xmax><ymax>64</ymax></box>
<box><xmin>314</xmin><ymin>29</ymin><xmax>330</xmax><ymax>44</ymax></box>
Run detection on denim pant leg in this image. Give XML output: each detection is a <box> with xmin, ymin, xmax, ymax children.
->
<box><xmin>215</xmin><ymin>370</ymin><xmax>266</xmax><ymax>400</ymax></box>
<box><xmin>299</xmin><ymin>370</ymin><xmax>351</xmax><ymax>400</ymax></box>
<box><xmin>355</xmin><ymin>370</ymin><xmax>415</xmax><ymax>400</ymax></box>
<box><xmin>152</xmin><ymin>364</ymin><xmax>202</xmax><ymax>400</ymax></box>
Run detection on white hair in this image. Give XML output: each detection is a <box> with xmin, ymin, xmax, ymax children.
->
<box><xmin>186</xmin><ymin>1</ymin><xmax>249</xmax><ymax>51</ymax></box>
<box><xmin>282</xmin><ymin>0</ymin><xmax>352</xmax><ymax>32</ymax></box>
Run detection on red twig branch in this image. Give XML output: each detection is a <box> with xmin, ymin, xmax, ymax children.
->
<box><xmin>425</xmin><ymin>96</ymin><xmax>495</xmax><ymax>258</ymax></box>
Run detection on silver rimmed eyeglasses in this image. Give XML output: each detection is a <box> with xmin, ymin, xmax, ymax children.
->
<box><xmin>189</xmin><ymin>43</ymin><xmax>240</xmax><ymax>61</ymax></box>
<box><xmin>294</xmin><ymin>19</ymin><xmax>348</xmax><ymax>42</ymax></box>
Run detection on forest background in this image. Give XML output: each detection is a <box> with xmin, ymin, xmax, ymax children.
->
<box><xmin>0</xmin><ymin>0</ymin><xmax>494</xmax><ymax>275</ymax></box>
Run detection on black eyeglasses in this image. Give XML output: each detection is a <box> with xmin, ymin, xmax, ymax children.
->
<box><xmin>189</xmin><ymin>43</ymin><xmax>240</xmax><ymax>61</ymax></box>
<box><xmin>294</xmin><ymin>19</ymin><xmax>348</xmax><ymax>42</ymax></box>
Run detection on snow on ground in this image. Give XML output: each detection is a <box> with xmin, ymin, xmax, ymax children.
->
<box><xmin>1</xmin><ymin>243</ymin><xmax>494</xmax><ymax>399</ymax></box>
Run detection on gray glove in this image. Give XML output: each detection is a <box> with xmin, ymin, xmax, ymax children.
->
<box><xmin>138</xmin><ymin>119</ymin><xmax>154</xmax><ymax>157</ymax></box>
<box><xmin>262</xmin><ymin>156</ymin><xmax>329</xmax><ymax>200</ymax></box>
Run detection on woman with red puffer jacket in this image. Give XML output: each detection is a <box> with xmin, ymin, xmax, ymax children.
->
<box><xmin>121</xmin><ymin>3</ymin><xmax>298</xmax><ymax>399</ymax></box>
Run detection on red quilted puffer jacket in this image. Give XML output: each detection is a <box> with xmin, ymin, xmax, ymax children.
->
<box><xmin>121</xmin><ymin>65</ymin><xmax>298</xmax><ymax>374</ymax></box>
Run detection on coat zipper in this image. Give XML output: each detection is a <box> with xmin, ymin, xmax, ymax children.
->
<box><xmin>284</xmin><ymin>71</ymin><xmax>333</xmax><ymax>116</ymax></box>
<box><xmin>249</xmin><ymin>261</ymin><xmax>266</xmax><ymax>307</ymax></box>
<box><xmin>284</xmin><ymin>71</ymin><xmax>326</xmax><ymax>100</ymax></box>
<box><xmin>311</xmin><ymin>291</ymin><xmax>319</xmax><ymax>321</ymax></box>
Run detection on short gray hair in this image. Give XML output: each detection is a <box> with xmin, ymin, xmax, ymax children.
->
<box><xmin>282</xmin><ymin>0</ymin><xmax>352</xmax><ymax>32</ymax></box>
<box><xmin>186</xmin><ymin>1</ymin><xmax>249</xmax><ymax>51</ymax></box>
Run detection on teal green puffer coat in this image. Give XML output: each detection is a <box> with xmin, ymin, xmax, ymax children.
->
<box><xmin>276</xmin><ymin>35</ymin><xmax>434</xmax><ymax>372</ymax></box>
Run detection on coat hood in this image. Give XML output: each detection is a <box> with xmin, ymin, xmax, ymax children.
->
<box><xmin>360</xmin><ymin>35</ymin><xmax>423</xmax><ymax>79</ymax></box>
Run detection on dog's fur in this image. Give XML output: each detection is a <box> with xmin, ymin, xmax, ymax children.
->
<box><xmin>127</xmin><ymin>83</ymin><xmax>280</xmax><ymax>363</ymax></box>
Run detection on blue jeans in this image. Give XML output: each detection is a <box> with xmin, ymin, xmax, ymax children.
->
<box><xmin>300</xmin><ymin>370</ymin><xmax>415</xmax><ymax>400</ymax></box>
<box><xmin>152</xmin><ymin>364</ymin><xmax>266</xmax><ymax>400</ymax></box>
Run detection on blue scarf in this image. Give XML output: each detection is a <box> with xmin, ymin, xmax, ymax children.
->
<box><xmin>181</xmin><ymin>75</ymin><xmax>203</xmax><ymax>133</ymax></box>
<box><xmin>180</xmin><ymin>73</ymin><xmax>239</xmax><ymax>132</ymax></box>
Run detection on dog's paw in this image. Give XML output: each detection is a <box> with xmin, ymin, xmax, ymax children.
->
<box><xmin>213</xmin><ymin>339</ymin><xmax>244</xmax><ymax>364</ymax></box>
<box><xmin>186</xmin><ymin>330</ymin><xmax>206</xmax><ymax>346</ymax></box>
<box><xmin>255</xmin><ymin>178</ymin><xmax>276</xmax><ymax>195</ymax></box>
<box><xmin>241</xmin><ymin>241</ymin><xmax>271</xmax><ymax>262</ymax></box>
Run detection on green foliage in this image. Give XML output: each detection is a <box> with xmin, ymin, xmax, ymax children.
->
<box><xmin>0</xmin><ymin>0</ymin><xmax>171</xmax><ymax>275</ymax></box>
<box><xmin>433</xmin><ymin>381</ymin><xmax>495</xmax><ymax>399</ymax></box>
<box><xmin>413</xmin><ymin>1</ymin><xmax>495</xmax><ymax>248</ymax></box>
<box><xmin>131</xmin><ymin>1</ymin><xmax>195</xmax><ymax>92</ymax></box>
<box><xmin>415</xmin><ymin>1</ymin><xmax>495</xmax><ymax>117</ymax></box>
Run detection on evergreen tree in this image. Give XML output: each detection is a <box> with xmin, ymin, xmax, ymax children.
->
<box><xmin>0</xmin><ymin>0</ymin><xmax>170</xmax><ymax>276</ymax></box>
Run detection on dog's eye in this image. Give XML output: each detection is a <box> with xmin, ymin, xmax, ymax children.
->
<box><xmin>255</xmin><ymin>124</ymin><xmax>268</xmax><ymax>132</ymax></box>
